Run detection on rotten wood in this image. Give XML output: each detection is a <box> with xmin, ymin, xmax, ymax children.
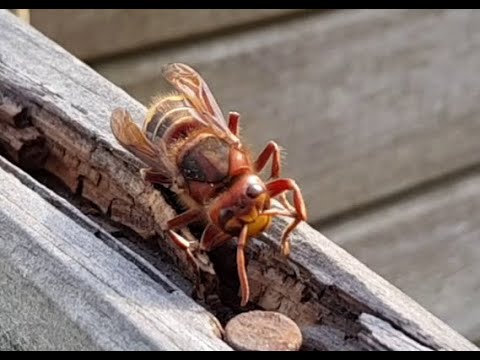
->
<box><xmin>0</xmin><ymin>120</ymin><xmax>48</xmax><ymax>169</ymax></box>
<box><xmin>0</xmin><ymin>95</ymin><xmax>30</xmax><ymax>127</ymax></box>
<box><xmin>0</xmin><ymin>10</ymin><xmax>478</xmax><ymax>351</ymax></box>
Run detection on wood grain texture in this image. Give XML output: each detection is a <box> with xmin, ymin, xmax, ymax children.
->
<box><xmin>0</xmin><ymin>10</ymin><xmax>477</xmax><ymax>351</ymax></box>
<box><xmin>358</xmin><ymin>314</ymin><xmax>432</xmax><ymax>351</ymax></box>
<box><xmin>0</xmin><ymin>157</ymin><xmax>230</xmax><ymax>351</ymax></box>
<box><xmin>30</xmin><ymin>9</ymin><xmax>306</xmax><ymax>61</ymax></box>
<box><xmin>322</xmin><ymin>168</ymin><xmax>480</xmax><ymax>342</ymax></box>
<box><xmin>95</xmin><ymin>9</ymin><xmax>480</xmax><ymax>224</ymax></box>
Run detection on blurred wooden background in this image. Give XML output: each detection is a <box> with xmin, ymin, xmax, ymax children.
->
<box><xmin>26</xmin><ymin>9</ymin><xmax>480</xmax><ymax>345</ymax></box>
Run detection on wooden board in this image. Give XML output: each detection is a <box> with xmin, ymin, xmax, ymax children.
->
<box><xmin>0</xmin><ymin>10</ymin><xmax>477</xmax><ymax>351</ymax></box>
<box><xmin>0</xmin><ymin>157</ymin><xmax>230</xmax><ymax>351</ymax></box>
<box><xmin>358</xmin><ymin>314</ymin><xmax>432</xmax><ymax>351</ymax></box>
<box><xmin>30</xmin><ymin>9</ymin><xmax>306</xmax><ymax>61</ymax></box>
<box><xmin>321</xmin><ymin>167</ymin><xmax>480</xmax><ymax>342</ymax></box>
<box><xmin>95</xmin><ymin>9</ymin><xmax>480</xmax><ymax>225</ymax></box>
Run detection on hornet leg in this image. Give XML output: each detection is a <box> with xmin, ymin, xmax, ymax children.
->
<box><xmin>165</xmin><ymin>209</ymin><xmax>203</xmax><ymax>268</ymax></box>
<box><xmin>266</xmin><ymin>178</ymin><xmax>307</xmax><ymax>257</ymax></box>
<box><xmin>228</xmin><ymin>111</ymin><xmax>241</xmax><ymax>135</ymax></box>
<box><xmin>236</xmin><ymin>225</ymin><xmax>250</xmax><ymax>307</ymax></box>
<box><xmin>255</xmin><ymin>141</ymin><xmax>295</xmax><ymax>213</ymax></box>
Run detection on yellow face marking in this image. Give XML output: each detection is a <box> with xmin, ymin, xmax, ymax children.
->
<box><xmin>246</xmin><ymin>215</ymin><xmax>272</xmax><ymax>237</ymax></box>
<box><xmin>239</xmin><ymin>208</ymin><xmax>258</xmax><ymax>223</ymax></box>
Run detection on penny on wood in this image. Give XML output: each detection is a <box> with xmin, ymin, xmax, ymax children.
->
<box><xmin>225</xmin><ymin>310</ymin><xmax>303</xmax><ymax>351</ymax></box>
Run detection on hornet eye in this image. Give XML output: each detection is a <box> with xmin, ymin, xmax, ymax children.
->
<box><xmin>246</xmin><ymin>183</ymin><xmax>264</xmax><ymax>199</ymax></box>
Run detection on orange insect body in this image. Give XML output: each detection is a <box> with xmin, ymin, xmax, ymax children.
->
<box><xmin>110</xmin><ymin>63</ymin><xmax>307</xmax><ymax>306</ymax></box>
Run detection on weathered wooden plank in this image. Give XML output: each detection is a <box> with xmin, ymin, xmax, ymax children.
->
<box><xmin>358</xmin><ymin>314</ymin><xmax>432</xmax><ymax>351</ymax></box>
<box><xmin>95</xmin><ymin>9</ymin><xmax>480</xmax><ymax>224</ymax></box>
<box><xmin>30</xmin><ymin>9</ymin><xmax>307</xmax><ymax>61</ymax></box>
<box><xmin>0</xmin><ymin>157</ymin><xmax>230</xmax><ymax>351</ymax></box>
<box><xmin>322</xmin><ymin>168</ymin><xmax>480</xmax><ymax>342</ymax></box>
<box><xmin>0</xmin><ymin>10</ymin><xmax>477</xmax><ymax>351</ymax></box>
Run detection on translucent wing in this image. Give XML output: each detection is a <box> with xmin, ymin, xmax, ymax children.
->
<box><xmin>161</xmin><ymin>63</ymin><xmax>237</xmax><ymax>141</ymax></box>
<box><xmin>110</xmin><ymin>107</ymin><xmax>175</xmax><ymax>181</ymax></box>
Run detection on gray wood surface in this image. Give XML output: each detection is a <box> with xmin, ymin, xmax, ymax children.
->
<box><xmin>30</xmin><ymin>9</ymin><xmax>306</xmax><ymax>61</ymax></box>
<box><xmin>358</xmin><ymin>314</ymin><xmax>432</xmax><ymax>351</ymax></box>
<box><xmin>0</xmin><ymin>157</ymin><xmax>230</xmax><ymax>351</ymax></box>
<box><xmin>322</xmin><ymin>168</ymin><xmax>480</xmax><ymax>342</ymax></box>
<box><xmin>95</xmin><ymin>9</ymin><xmax>480</xmax><ymax>225</ymax></box>
<box><xmin>0</xmin><ymin>10</ymin><xmax>477</xmax><ymax>351</ymax></box>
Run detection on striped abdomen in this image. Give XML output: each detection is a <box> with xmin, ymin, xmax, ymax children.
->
<box><xmin>142</xmin><ymin>93</ymin><xmax>206</xmax><ymax>147</ymax></box>
<box><xmin>143</xmin><ymin>93</ymin><xmax>235</xmax><ymax>205</ymax></box>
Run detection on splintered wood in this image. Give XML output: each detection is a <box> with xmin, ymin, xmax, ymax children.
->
<box><xmin>0</xmin><ymin>121</ymin><xmax>47</xmax><ymax>169</ymax></box>
<box><xmin>40</xmin><ymin>128</ymin><xmax>157</xmax><ymax>240</ymax></box>
<box><xmin>0</xmin><ymin>107</ymin><xmax>205</xmax><ymax>288</ymax></box>
<box><xmin>0</xmin><ymin>96</ymin><xmax>24</xmax><ymax>125</ymax></box>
